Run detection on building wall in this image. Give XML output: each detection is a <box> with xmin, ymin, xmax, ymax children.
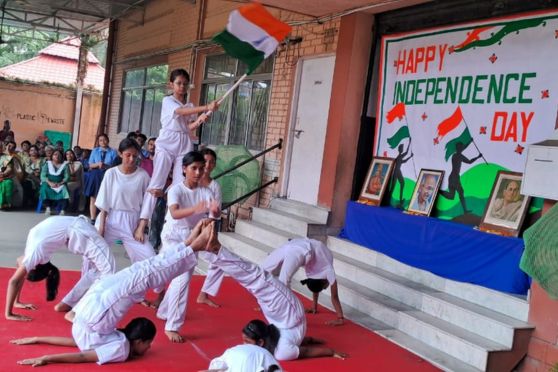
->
<box><xmin>519</xmin><ymin>201</ymin><xmax>558</xmax><ymax>371</ymax></box>
<box><xmin>0</xmin><ymin>79</ymin><xmax>101</xmax><ymax>148</ymax></box>
<box><xmin>106</xmin><ymin>0</ymin><xmax>353</xmax><ymax>220</ymax></box>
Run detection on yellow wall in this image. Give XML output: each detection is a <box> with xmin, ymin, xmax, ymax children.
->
<box><xmin>0</xmin><ymin>79</ymin><xmax>101</xmax><ymax>149</ymax></box>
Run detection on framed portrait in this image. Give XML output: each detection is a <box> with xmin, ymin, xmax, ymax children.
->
<box><xmin>407</xmin><ymin>169</ymin><xmax>444</xmax><ymax>216</ymax></box>
<box><xmin>480</xmin><ymin>171</ymin><xmax>531</xmax><ymax>237</ymax></box>
<box><xmin>359</xmin><ymin>157</ymin><xmax>395</xmax><ymax>206</ymax></box>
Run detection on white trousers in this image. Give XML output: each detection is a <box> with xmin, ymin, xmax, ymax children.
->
<box><xmin>97</xmin><ymin>210</ymin><xmax>156</xmax><ymax>263</ymax></box>
<box><xmin>157</xmin><ymin>224</ymin><xmax>224</xmax><ymax>331</ymax></box>
<box><xmin>140</xmin><ymin>130</ymin><xmax>192</xmax><ymax>220</ymax></box>
<box><xmin>61</xmin><ymin>217</ymin><xmax>116</xmax><ymax>307</ymax></box>
<box><xmin>208</xmin><ymin>247</ymin><xmax>306</xmax><ymax>361</ymax></box>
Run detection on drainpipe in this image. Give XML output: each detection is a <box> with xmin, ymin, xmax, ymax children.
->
<box><xmin>72</xmin><ymin>35</ymin><xmax>89</xmax><ymax>147</ymax></box>
<box><xmin>97</xmin><ymin>19</ymin><xmax>117</xmax><ymax>143</ymax></box>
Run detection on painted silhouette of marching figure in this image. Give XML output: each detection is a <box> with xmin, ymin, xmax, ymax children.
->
<box><xmin>389</xmin><ymin>140</ymin><xmax>413</xmax><ymax>208</ymax></box>
<box><xmin>439</xmin><ymin>142</ymin><xmax>482</xmax><ymax>214</ymax></box>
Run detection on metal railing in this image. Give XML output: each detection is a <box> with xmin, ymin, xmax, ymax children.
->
<box><xmin>216</xmin><ymin>139</ymin><xmax>282</xmax><ymax>210</ymax></box>
<box><xmin>213</xmin><ymin>139</ymin><xmax>282</xmax><ymax>180</ymax></box>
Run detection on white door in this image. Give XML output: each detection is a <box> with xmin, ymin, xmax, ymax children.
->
<box><xmin>286</xmin><ymin>55</ymin><xmax>335</xmax><ymax>205</ymax></box>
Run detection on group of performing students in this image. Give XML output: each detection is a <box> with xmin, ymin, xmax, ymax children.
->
<box><xmin>4</xmin><ymin>68</ymin><xmax>346</xmax><ymax>371</ymax></box>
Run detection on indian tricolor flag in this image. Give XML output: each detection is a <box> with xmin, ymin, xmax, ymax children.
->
<box><xmin>436</xmin><ymin>106</ymin><xmax>473</xmax><ymax>160</ymax></box>
<box><xmin>213</xmin><ymin>3</ymin><xmax>292</xmax><ymax>74</ymax></box>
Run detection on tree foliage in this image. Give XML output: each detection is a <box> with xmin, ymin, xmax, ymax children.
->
<box><xmin>0</xmin><ymin>26</ymin><xmax>107</xmax><ymax>68</ymax></box>
<box><xmin>0</xmin><ymin>27</ymin><xmax>55</xmax><ymax>68</ymax></box>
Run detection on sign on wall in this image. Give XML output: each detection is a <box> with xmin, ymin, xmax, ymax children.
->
<box><xmin>375</xmin><ymin>10</ymin><xmax>558</xmax><ymax>220</ymax></box>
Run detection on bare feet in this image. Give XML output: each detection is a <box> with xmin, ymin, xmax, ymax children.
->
<box><xmin>141</xmin><ymin>291</ymin><xmax>165</xmax><ymax>309</ymax></box>
<box><xmin>54</xmin><ymin>302</ymin><xmax>72</xmax><ymax>312</ymax></box>
<box><xmin>14</xmin><ymin>302</ymin><xmax>37</xmax><ymax>310</ymax></box>
<box><xmin>196</xmin><ymin>292</ymin><xmax>220</xmax><ymax>308</ymax></box>
<box><xmin>5</xmin><ymin>313</ymin><xmax>32</xmax><ymax>321</ymax></box>
<box><xmin>205</xmin><ymin>222</ymin><xmax>221</xmax><ymax>253</ymax></box>
<box><xmin>165</xmin><ymin>330</ymin><xmax>184</xmax><ymax>343</ymax></box>
<box><xmin>64</xmin><ymin>311</ymin><xmax>75</xmax><ymax>323</ymax></box>
<box><xmin>185</xmin><ymin>219</ymin><xmax>211</xmax><ymax>247</ymax></box>
<box><xmin>333</xmin><ymin>350</ymin><xmax>348</xmax><ymax>359</ymax></box>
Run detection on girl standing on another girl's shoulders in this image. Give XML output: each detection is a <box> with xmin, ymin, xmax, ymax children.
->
<box><xmin>136</xmin><ymin>68</ymin><xmax>219</xmax><ymax>239</ymax></box>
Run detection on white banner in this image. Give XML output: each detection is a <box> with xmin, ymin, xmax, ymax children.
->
<box><xmin>375</xmin><ymin>10</ymin><xmax>557</xmax><ymax>219</ymax></box>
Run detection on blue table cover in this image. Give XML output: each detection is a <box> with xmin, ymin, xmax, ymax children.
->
<box><xmin>339</xmin><ymin>201</ymin><xmax>530</xmax><ymax>295</ymax></box>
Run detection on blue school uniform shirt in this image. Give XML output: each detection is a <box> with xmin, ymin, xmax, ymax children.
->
<box><xmin>89</xmin><ymin>147</ymin><xmax>118</xmax><ymax>167</ymax></box>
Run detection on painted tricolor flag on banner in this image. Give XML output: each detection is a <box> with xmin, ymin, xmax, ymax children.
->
<box><xmin>435</xmin><ymin>106</ymin><xmax>473</xmax><ymax>160</ymax></box>
<box><xmin>213</xmin><ymin>3</ymin><xmax>292</xmax><ymax>74</ymax></box>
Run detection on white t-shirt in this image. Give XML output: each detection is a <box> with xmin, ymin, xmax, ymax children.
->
<box><xmin>22</xmin><ymin>216</ymin><xmax>75</xmax><ymax>271</ymax></box>
<box><xmin>207</xmin><ymin>179</ymin><xmax>222</xmax><ymax>205</ymax></box>
<box><xmin>95</xmin><ymin>167</ymin><xmax>150</xmax><ymax>213</ymax></box>
<box><xmin>304</xmin><ymin>238</ymin><xmax>336</xmax><ymax>286</ymax></box>
<box><xmin>72</xmin><ymin>318</ymin><xmax>129</xmax><ymax>365</ymax></box>
<box><xmin>208</xmin><ymin>344</ymin><xmax>282</xmax><ymax>372</ymax></box>
<box><xmin>160</xmin><ymin>96</ymin><xmax>197</xmax><ymax>133</ymax></box>
<box><xmin>165</xmin><ymin>183</ymin><xmax>216</xmax><ymax>229</ymax></box>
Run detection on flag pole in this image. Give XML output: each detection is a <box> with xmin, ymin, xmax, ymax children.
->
<box><xmin>405</xmin><ymin>117</ymin><xmax>418</xmax><ymax>178</ymax></box>
<box><xmin>204</xmin><ymin>73</ymin><xmax>248</xmax><ymax>117</ymax></box>
<box><xmin>462</xmin><ymin>117</ymin><xmax>488</xmax><ymax>164</ymax></box>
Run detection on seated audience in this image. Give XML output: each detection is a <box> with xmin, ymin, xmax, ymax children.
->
<box><xmin>39</xmin><ymin>149</ymin><xmax>70</xmax><ymax>215</ymax></box>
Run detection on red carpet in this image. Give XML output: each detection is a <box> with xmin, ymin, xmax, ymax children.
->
<box><xmin>0</xmin><ymin>267</ymin><xmax>439</xmax><ymax>371</ymax></box>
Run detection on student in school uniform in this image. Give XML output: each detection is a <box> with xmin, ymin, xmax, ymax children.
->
<box><xmin>205</xmin><ymin>342</ymin><xmax>281</xmax><ymax>372</ymax></box>
<box><xmin>204</xmin><ymin>224</ymin><xmax>347</xmax><ymax>362</ymax></box>
<box><xmin>10</xmin><ymin>220</ymin><xmax>219</xmax><ymax>367</ymax></box>
<box><xmin>95</xmin><ymin>138</ymin><xmax>155</xmax><ymax>264</ymax></box>
<box><xmin>11</xmin><ymin>317</ymin><xmax>156</xmax><ymax>367</ymax></box>
<box><xmin>260</xmin><ymin>238</ymin><xmax>345</xmax><ymax>326</ymax></box>
<box><xmin>136</xmin><ymin>68</ymin><xmax>219</xmax><ymax>239</ymax></box>
<box><xmin>196</xmin><ymin>147</ymin><xmax>225</xmax><ymax>308</ymax></box>
<box><xmin>154</xmin><ymin>151</ymin><xmax>220</xmax><ymax>343</ymax></box>
<box><xmin>5</xmin><ymin>215</ymin><xmax>116</xmax><ymax>321</ymax></box>
<box><xmin>83</xmin><ymin>133</ymin><xmax>118</xmax><ymax>224</ymax></box>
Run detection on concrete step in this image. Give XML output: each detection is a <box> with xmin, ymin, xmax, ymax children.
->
<box><xmin>219</xmin><ymin>232</ymin><xmax>273</xmax><ymax>263</ymax></box>
<box><xmin>269</xmin><ymin>198</ymin><xmax>329</xmax><ymax>225</ymax></box>
<box><xmin>398</xmin><ymin>310</ymin><xmax>508</xmax><ymax>370</ymax></box>
<box><xmin>235</xmin><ymin>219</ymin><xmax>299</xmax><ymax>249</ymax></box>
<box><xmin>376</xmin><ymin>329</ymin><xmax>483</xmax><ymax>372</ymax></box>
<box><xmin>251</xmin><ymin>207</ymin><xmax>326</xmax><ymax>237</ymax></box>
<box><xmin>327</xmin><ymin>236</ymin><xmax>529</xmax><ymax>322</ymax></box>
<box><xmin>332</xmin><ymin>251</ymin><xmax>531</xmax><ymax>348</ymax></box>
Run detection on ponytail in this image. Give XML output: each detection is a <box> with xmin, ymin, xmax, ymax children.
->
<box><xmin>242</xmin><ymin>319</ymin><xmax>280</xmax><ymax>355</ymax></box>
<box><xmin>300</xmin><ymin>278</ymin><xmax>327</xmax><ymax>293</ymax></box>
<box><xmin>119</xmin><ymin>317</ymin><xmax>156</xmax><ymax>342</ymax></box>
<box><xmin>27</xmin><ymin>262</ymin><xmax>60</xmax><ymax>301</ymax></box>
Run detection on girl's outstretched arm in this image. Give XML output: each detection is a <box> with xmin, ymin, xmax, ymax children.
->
<box><xmin>11</xmin><ymin>336</ymin><xmax>77</xmax><ymax>346</ymax></box>
<box><xmin>16</xmin><ymin>351</ymin><xmax>98</xmax><ymax>367</ymax></box>
<box><xmin>5</xmin><ymin>264</ymin><xmax>32</xmax><ymax>321</ymax></box>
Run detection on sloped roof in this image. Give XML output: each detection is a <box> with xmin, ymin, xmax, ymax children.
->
<box><xmin>0</xmin><ymin>37</ymin><xmax>105</xmax><ymax>90</ymax></box>
<box><xmin>39</xmin><ymin>37</ymin><xmax>101</xmax><ymax>64</ymax></box>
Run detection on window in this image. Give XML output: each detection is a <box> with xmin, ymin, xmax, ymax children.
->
<box><xmin>119</xmin><ymin>64</ymin><xmax>168</xmax><ymax>137</ymax></box>
<box><xmin>200</xmin><ymin>54</ymin><xmax>273</xmax><ymax>151</ymax></box>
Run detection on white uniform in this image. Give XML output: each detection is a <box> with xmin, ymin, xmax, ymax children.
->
<box><xmin>157</xmin><ymin>183</ymin><xmax>216</xmax><ymax>331</ymax></box>
<box><xmin>95</xmin><ymin>166</ymin><xmax>155</xmax><ymax>263</ymax></box>
<box><xmin>22</xmin><ymin>216</ymin><xmax>116</xmax><ymax>307</ymax></box>
<box><xmin>208</xmin><ymin>344</ymin><xmax>282</xmax><ymax>372</ymax></box>
<box><xmin>71</xmin><ymin>242</ymin><xmax>198</xmax><ymax>364</ymax></box>
<box><xmin>260</xmin><ymin>238</ymin><xmax>336</xmax><ymax>287</ymax></box>
<box><xmin>208</xmin><ymin>247</ymin><xmax>306</xmax><ymax>361</ymax></box>
<box><xmin>140</xmin><ymin>96</ymin><xmax>197</xmax><ymax>220</ymax></box>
